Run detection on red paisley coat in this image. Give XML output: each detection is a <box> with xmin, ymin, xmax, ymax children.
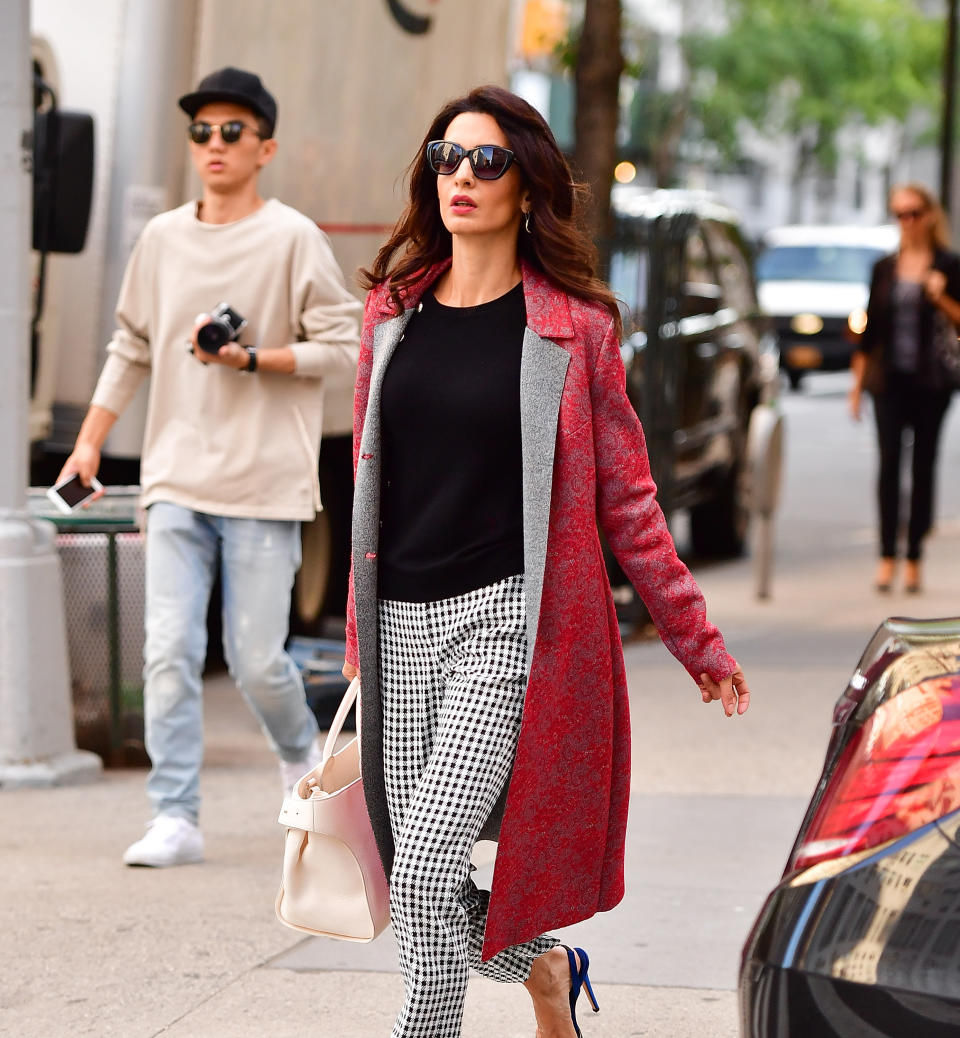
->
<box><xmin>346</xmin><ymin>261</ymin><xmax>737</xmax><ymax>961</ymax></box>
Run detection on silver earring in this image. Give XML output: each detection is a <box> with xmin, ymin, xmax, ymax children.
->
<box><xmin>524</xmin><ymin>210</ymin><xmax>532</xmax><ymax>234</ymax></box>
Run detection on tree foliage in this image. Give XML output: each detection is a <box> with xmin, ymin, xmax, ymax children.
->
<box><xmin>684</xmin><ymin>0</ymin><xmax>942</xmax><ymax>172</ymax></box>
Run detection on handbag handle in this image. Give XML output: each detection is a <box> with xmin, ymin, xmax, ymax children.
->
<box><xmin>321</xmin><ymin>677</ymin><xmax>360</xmax><ymax>764</ymax></box>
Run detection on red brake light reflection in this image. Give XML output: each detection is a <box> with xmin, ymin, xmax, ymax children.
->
<box><xmin>790</xmin><ymin>673</ymin><xmax>960</xmax><ymax>872</ymax></box>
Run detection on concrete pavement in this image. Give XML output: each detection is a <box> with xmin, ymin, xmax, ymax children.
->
<box><xmin>2</xmin><ymin>374</ymin><xmax>959</xmax><ymax>1037</ymax></box>
<box><xmin>0</xmin><ymin>671</ymin><xmax>745</xmax><ymax>1038</ymax></box>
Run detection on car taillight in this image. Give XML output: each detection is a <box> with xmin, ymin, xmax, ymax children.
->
<box><xmin>788</xmin><ymin>674</ymin><xmax>960</xmax><ymax>873</ymax></box>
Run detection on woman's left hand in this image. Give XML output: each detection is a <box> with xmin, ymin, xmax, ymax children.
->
<box><xmin>699</xmin><ymin>668</ymin><xmax>751</xmax><ymax>717</ymax></box>
<box><xmin>848</xmin><ymin>384</ymin><xmax>863</xmax><ymax>421</ymax></box>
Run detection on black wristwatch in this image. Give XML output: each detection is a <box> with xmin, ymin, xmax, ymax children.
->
<box><xmin>244</xmin><ymin>346</ymin><xmax>258</xmax><ymax>373</ymax></box>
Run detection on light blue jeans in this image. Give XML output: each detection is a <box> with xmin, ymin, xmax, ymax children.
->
<box><xmin>143</xmin><ymin>502</ymin><xmax>319</xmax><ymax>822</ymax></box>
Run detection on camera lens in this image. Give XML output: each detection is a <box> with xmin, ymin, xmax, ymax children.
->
<box><xmin>196</xmin><ymin>318</ymin><xmax>229</xmax><ymax>353</ymax></box>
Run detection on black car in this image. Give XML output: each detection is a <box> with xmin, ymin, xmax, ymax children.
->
<box><xmin>740</xmin><ymin>616</ymin><xmax>960</xmax><ymax>1037</ymax></box>
<box><xmin>609</xmin><ymin>188</ymin><xmax>779</xmax><ymax>562</ymax></box>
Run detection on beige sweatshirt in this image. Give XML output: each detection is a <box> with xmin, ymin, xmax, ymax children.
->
<box><xmin>91</xmin><ymin>199</ymin><xmax>362</xmax><ymax>521</ymax></box>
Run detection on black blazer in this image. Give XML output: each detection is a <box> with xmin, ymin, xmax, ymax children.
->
<box><xmin>858</xmin><ymin>247</ymin><xmax>960</xmax><ymax>393</ymax></box>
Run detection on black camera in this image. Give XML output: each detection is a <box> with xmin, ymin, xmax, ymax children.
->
<box><xmin>196</xmin><ymin>302</ymin><xmax>247</xmax><ymax>354</ymax></box>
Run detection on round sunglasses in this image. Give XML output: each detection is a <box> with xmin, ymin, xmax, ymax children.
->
<box><xmin>426</xmin><ymin>140</ymin><xmax>518</xmax><ymax>181</ymax></box>
<box><xmin>187</xmin><ymin>120</ymin><xmax>264</xmax><ymax>145</ymax></box>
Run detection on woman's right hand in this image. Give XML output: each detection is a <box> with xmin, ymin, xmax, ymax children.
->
<box><xmin>342</xmin><ymin>661</ymin><xmax>359</xmax><ymax>681</ymax></box>
<box><xmin>848</xmin><ymin>384</ymin><xmax>862</xmax><ymax>421</ymax></box>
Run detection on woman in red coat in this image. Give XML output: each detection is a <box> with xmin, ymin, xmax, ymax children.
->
<box><xmin>343</xmin><ymin>85</ymin><xmax>750</xmax><ymax>1038</ymax></box>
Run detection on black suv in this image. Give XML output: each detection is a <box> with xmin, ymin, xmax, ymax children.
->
<box><xmin>608</xmin><ymin>188</ymin><xmax>779</xmax><ymax>563</ymax></box>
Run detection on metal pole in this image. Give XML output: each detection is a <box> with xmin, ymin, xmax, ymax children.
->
<box><xmin>942</xmin><ymin>0</ymin><xmax>959</xmax><ymax>213</ymax></box>
<box><xmin>0</xmin><ymin>0</ymin><xmax>100</xmax><ymax>787</ymax></box>
<box><xmin>0</xmin><ymin>0</ymin><xmax>31</xmax><ymax>512</ymax></box>
<box><xmin>107</xmin><ymin>533</ymin><xmax>122</xmax><ymax>752</ymax></box>
<box><xmin>746</xmin><ymin>406</ymin><xmax>785</xmax><ymax>601</ymax></box>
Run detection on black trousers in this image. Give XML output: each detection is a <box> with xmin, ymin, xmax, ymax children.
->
<box><xmin>872</xmin><ymin>376</ymin><xmax>952</xmax><ymax>560</ymax></box>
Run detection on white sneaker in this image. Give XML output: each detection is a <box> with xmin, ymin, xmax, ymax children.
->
<box><xmin>122</xmin><ymin>814</ymin><xmax>204</xmax><ymax>867</ymax></box>
<box><xmin>280</xmin><ymin>739</ymin><xmax>324</xmax><ymax>798</ymax></box>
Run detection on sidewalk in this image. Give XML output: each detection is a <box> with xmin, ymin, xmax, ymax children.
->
<box><xmin>0</xmin><ymin>665</ymin><xmax>741</xmax><ymax>1038</ymax></box>
<box><xmin>5</xmin><ymin>534</ymin><xmax>960</xmax><ymax>1038</ymax></box>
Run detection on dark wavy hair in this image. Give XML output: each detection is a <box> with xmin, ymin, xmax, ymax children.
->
<box><xmin>359</xmin><ymin>85</ymin><xmax>621</xmax><ymax>337</ymax></box>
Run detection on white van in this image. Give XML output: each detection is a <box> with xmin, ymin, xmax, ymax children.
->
<box><xmin>756</xmin><ymin>224</ymin><xmax>898</xmax><ymax>389</ymax></box>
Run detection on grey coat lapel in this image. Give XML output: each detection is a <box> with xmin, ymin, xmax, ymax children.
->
<box><xmin>519</xmin><ymin>327</ymin><xmax>570</xmax><ymax>671</ymax></box>
<box><xmin>353</xmin><ymin>308</ymin><xmax>413</xmax><ymax>873</ymax></box>
<box><xmin>476</xmin><ymin>327</ymin><xmax>568</xmax><ymax>843</ymax></box>
<box><xmin>352</xmin><ymin>310</ymin><xmax>413</xmax><ymax>677</ymax></box>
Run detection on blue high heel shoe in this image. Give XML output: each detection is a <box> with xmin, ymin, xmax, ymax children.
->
<box><xmin>563</xmin><ymin>945</ymin><xmax>600</xmax><ymax>1037</ymax></box>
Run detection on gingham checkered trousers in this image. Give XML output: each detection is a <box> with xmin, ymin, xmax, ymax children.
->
<box><xmin>378</xmin><ymin>573</ymin><xmax>559</xmax><ymax>1038</ymax></box>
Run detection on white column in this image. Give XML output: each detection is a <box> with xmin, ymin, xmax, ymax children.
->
<box><xmin>0</xmin><ymin>0</ymin><xmax>100</xmax><ymax>787</ymax></box>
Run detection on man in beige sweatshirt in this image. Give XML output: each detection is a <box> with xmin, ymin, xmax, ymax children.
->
<box><xmin>58</xmin><ymin>67</ymin><xmax>362</xmax><ymax>867</ymax></box>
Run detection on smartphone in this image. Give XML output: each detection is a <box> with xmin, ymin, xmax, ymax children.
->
<box><xmin>46</xmin><ymin>473</ymin><xmax>103</xmax><ymax>514</ymax></box>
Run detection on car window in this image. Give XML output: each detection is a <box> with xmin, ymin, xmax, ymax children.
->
<box><xmin>756</xmin><ymin>245</ymin><xmax>885</xmax><ymax>284</ymax></box>
<box><xmin>704</xmin><ymin>220</ymin><xmax>756</xmax><ymax>316</ymax></box>
<box><xmin>609</xmin><ymin>247</ymin><xmax>649</xmax><ymax>332</ymax></box>
<box><xmin>682</xmin><ymin>228</ymin><xmax>722</xmax><ymax>316</ymax></box>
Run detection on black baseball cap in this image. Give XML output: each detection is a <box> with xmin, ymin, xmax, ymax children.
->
<box><xmin>178</xmin><ymin>67</ymin><xmax>277</xmax><ymax>136</ymax></box>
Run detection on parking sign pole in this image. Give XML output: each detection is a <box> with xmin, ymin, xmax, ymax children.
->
<box><xmin>0</xmin><ymin>0</ymin><xmax>101</xmax><ymax>788</ymax></box>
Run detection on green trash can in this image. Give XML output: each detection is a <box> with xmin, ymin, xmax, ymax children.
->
<box><xmin>28</xmin><ymin>487</ymin><xmax>148</xmax><ymax>767</ymax></box>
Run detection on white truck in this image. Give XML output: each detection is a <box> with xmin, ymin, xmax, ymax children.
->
<box><xmin>28</xmin><ymin>0</ymin><xmax>518</xmax><ymax>631</ymax></box>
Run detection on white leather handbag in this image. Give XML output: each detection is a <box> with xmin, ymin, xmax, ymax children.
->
<box><xmin>275</xmin><ymin>678</ymin><xmax>390</xmax><ymax>941</ymax></box>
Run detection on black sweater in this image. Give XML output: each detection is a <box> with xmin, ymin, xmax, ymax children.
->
<box><xmin>377</xmin><ymin>283</ymin><xmax>526</xmax><ymax>602</ymax></box>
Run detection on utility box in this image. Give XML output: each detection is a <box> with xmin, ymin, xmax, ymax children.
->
<box><xmin>28</xmin><ymin>488</ymin><xmax>147</xmax><ymax>765</ymax></box>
